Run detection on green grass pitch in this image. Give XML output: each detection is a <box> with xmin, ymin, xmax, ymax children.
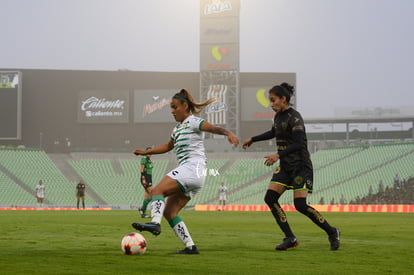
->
<box><xmin>0</xmin><ymin>210</ymin><xmax>413</xmax><ymax>274</ymax></box>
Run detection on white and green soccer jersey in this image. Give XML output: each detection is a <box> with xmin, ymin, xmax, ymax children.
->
<box><xmin>170</xmin><ymin>115</ymin><xmax>206</xmax><ymax>166</ymax></box>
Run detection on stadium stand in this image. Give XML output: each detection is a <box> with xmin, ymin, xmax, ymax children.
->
<box><xmin>0</xmin><ymin>149</ymin><xmax>92</xmax><ymax>206</ymax></box>
<box><xmin>307</xmin><ymin>143</ymin><xmax>414</xmax><ymax>205</ymax></box>
<box><xmin>188</xmin><ymin>157</ymin><xmax>274</xmax><ymax>206</ymax></box>
<box><xmin>188</xmin><ymin>158</ymin><xmax>229</xmax><ymax>205</ymax></box>
<box><xmin>311</xmin><ymin>146</ymin><xmax>363</xmax><ymax>170</ymax></box>
<box><xmin>351</xmin><ymin>176</ymin><xmax>414</xmax><ymax>204</ymax></box>
<box><xmin>0</xmin><ymin>170</ymin><xmax>33</xmax><ymax>205</ymax></box>
<box><xmin>68</xmin><ymin>158</ymin><xmax>168</xmax><ymax>206</ymax></box>
<box><xmin>0</xmin><ymin>142</ymin><xmax>413</xmax><ymax>207</ymax></box>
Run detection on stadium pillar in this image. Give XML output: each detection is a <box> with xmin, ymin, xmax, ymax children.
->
<box><xmin>199</xmin><ymin>0</ymin><xmax>240</xmax><ymax>139</ymax></box>
<box><xmin>346</xmin><ymin>122</ymin><xmax>350</xmax><ymax>145</ymax></box>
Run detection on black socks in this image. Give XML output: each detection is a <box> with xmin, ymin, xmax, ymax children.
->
<box><xmin>264</xmin><ymin>189</ymin><xmax>295</xmax><ymax>238</ymax></box>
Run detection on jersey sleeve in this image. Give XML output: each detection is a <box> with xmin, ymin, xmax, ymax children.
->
<box><xmin>190</xmin><ymin>116</ymin><xmax>204</xmax><ymax>132</ymax></box>
<box><xmin>290</xmin><ymin>113</ymin><xmax>305</xmax><ymax>133</ymax></box>
<box><xmin>251</xmin><ymin>114</ymin><xmax>276</xmax><ymax>142</ymax></box>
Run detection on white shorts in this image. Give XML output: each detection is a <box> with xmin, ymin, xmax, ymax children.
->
<box><xmin>219</xmin><ymin>194</ymin><xmax>227</xmax><ymax>201</ymax></box>
<box><xmin>167</xmin><ymin>159</ymin><xmax>206</xmax><ymax>199</ymax></box>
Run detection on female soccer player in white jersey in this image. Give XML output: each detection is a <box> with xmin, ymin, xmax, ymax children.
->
<box><xmin>35</xmin><ymin>180</ymin><xmax>46</xmax><ymax>208</ymax></box>
<box><xmin>132</xmin><ymin>88</ymin><xmax>239</xmax><ymax>254</ymax></box>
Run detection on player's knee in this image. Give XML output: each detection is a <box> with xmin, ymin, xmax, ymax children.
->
<box><xmin>149</xmin><ymin>188</ymin><xmax>159</xmax><ymax>197</ymax></box>
<box><xmin>264</xmin><ymin>189</ymin><xmax>281</xmax><ymax>207</ymax></box>
<box><xmin>294</xmin><ymin>197</ymin><xmax>309</xmax><ymax>214</ymax></box>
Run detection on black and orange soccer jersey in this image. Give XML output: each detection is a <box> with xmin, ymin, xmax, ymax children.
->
<box><xmin>272</xmin><ymin>107</ymin><xmax>313</xmax><ymax>174</ymax></box>
<box><xmin>76</xmin><ymin>183</ymin><xmax>86</xmax><ymax>196</ymax></box>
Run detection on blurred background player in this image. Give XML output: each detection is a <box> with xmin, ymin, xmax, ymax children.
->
<box><xmin>242</xmin><ymin>82</ymin><xmax>340</xmax><ymax>251</ymax></box>
<box><xmin>132</xmin><ymin>88</ymin><xmax>239</xmax><ymax>254</ymax></box>
<box><xmin>218</xmin><ymin>182</ymin><xmax>228</xmax><ymax>211</ymax></box>
<box><xmin>138</xmin><ymin>147</ymin><xmax>154</xmax><ymax>218</ymax></box>
<box><xmin>34</xmin><ymin>180</ymin><xmax>45</xmax><ymax>208</ymax></box>
<box><xmin>76</xmin><ymin>180</ymin><xmax>86</xmax><ymax>209</ymax></box>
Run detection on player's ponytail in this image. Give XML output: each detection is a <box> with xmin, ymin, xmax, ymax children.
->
<box><xmin>269</xmin><ymin>82</ymin><xmax>294</xmax><ymax>104</ymax></box>
<box><xmin>172</xmin><ymin>89</ymin><xmax>216</xmax><ymax>115</ymax></box>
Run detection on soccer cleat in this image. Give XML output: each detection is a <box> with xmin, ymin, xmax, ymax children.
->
<box><xmin>173</xmin><ymin>245</ymin><xmax>200</xmax><ymax>254</ymax></box>
<box><xmin>328</xmin><ymin>227</ymin><xmax>341</xmax><ymax>251</ymax></box>
<box><xmin>275</xmin><ymin>237</ymin><xmax>299</xmax><ymax>250</ymax></box>
<box><xmin>132</xmin><ymin>222</ymin><xmax>161</xmax><ymax>236</ymax></box>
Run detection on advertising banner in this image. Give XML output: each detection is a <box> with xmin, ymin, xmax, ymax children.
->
<box><xmin>133</xmin><ymin>90</ymin><xmax>175</xmax><ymax>123</ymax></box>
<box><xmin>77</xmin><ymin>90</ymin><xmax>129</xmax><ymax>123</ymax></box>
<box><xmin>200</xmin><ymin>0</ymin><xmax>240</xmax><ymax>18</ymax></box>
<box><xmin>200</xmin><ymin>0</ymin><xmax>239</xmax><ymax>71</ymax></box>
<box><xmin>241</xmin><ymin>73</ymin><xmax>296</xmax><ymax>121</ymax></box>
<box><xmin>241</xmin><ymin>87</ymin><xmax>276</xmax><ymax>121</ymax></box>
<box><xmin>200</xmin><ymin>43</ymin><xmax>239</xmax><ymax>71</ymax></box>
<box><xmin>200</xmin><ymin>17</ymin><xmax>239</xmax><ymax>44</ymax></box>
<box><xmin>195</xmin><ymin>204</ymin><xmax>414</xmax><ymax>213</ymax></box>
<box><xmin>0</xmin><ymin>71</ymin><xmax>21</xmax><ymax>140</ymax></box>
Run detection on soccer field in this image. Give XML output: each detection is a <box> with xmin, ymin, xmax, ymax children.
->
<box><xmin>0</xmin><ymin>210</ymin><xmax>413</xmax><ymax>275</ymax></box>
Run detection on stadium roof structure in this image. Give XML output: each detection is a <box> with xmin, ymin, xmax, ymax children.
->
<box><xmin>305</xmin><ymin>116</ymin><xmax>414</xmax><ymax>124</ymax></box>
<box><xmin>304</xmin><ymin>116</ymin><xmax>414</xmax><ymax>145</ymax></box>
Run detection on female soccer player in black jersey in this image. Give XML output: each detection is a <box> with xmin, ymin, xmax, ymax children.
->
<box><xmin>242</xmin><ymin>83</ymin><xmax>340</xmax><ymax>251</ymax></box>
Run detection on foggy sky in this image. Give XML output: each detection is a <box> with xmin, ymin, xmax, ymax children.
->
<box><xmin>1</xmin><ymin>0</ymin><xmax>413</xmax><ymax>118</ymax></box>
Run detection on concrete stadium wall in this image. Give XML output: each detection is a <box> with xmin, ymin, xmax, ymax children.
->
<box><xmin>0</xmin><ymin>69</ymin><xmax>288</xmax><ymax>153</ymax></box>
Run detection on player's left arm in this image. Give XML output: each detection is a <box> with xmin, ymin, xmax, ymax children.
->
<box><xmin>201</xmin><ymin>121</ymin><xmax>239</xmax><ymax>147</ymax></box>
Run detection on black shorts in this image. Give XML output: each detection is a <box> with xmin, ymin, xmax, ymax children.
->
<box><xmin>270</xmin><ymin>165</ymin><xmax>313</xmax><ymax>193</ymax></box>
<box><xmin>141</xmin><ymin>174</ymin><xmax>153</xmax><ymax>189</ymax></box>
<box><xmin>77</xmin><ymin>192</ymin><xmax>85</xmax><ymax>197</ymax></box>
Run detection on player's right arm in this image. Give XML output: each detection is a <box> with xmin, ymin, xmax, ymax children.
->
<box><xmin>242</xmin><ymin>129</ymin><xmax>275</xmax><ymax>149</ymax></box>
<box><xmin>133</xmin><ymin>139</ymin><xmax>174</xmax><ymax>156</ymax></box>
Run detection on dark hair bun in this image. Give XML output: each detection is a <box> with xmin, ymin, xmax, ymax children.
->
<box><xmin>280</xmin><ymin>82</ymin><xmax>294</xmax><ymax>95</ymax></box>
